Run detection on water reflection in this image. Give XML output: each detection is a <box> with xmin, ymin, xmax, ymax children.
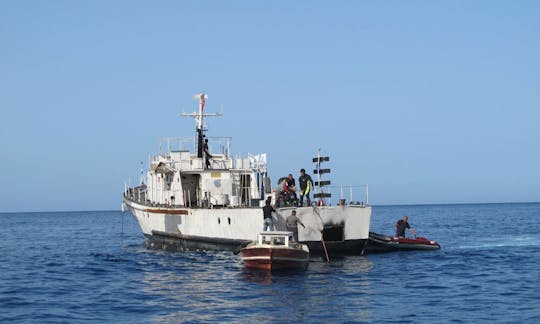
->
<box><xmin>131</xmin><ymin>249</ymin><xmax>376</xmax><ymax>323</ymax></box>
<box><xmin>240</xmin><ymin>256</ymin><xmax>374</xmax><ymax>284</ymax></box>
<box><xmin>241</xmin><ymin>268</ymin><xmax>275</xmax><ymax>284</ymax></box>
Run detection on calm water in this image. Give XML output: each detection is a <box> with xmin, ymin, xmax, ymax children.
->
<box><xmin>1</xmin><ymin>203</ymin><xmax>539</xmax><ymax>323</ymax></box>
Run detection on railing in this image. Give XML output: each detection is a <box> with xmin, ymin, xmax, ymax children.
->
<box><xmin>124</xmin><ymin>184</ymin><xmax>367</xmax><ymax>208</ymax></box>
<box><xmin>319</xmin><ymin>184</ymin><xmax>369</xmax><ymax>206</ymax></box>
<box><xmin>274</xmin><ymin>184</ymin><xmax>369</xmax><ymax>207</ymax></box>
<box><xmin>159</xmin><ymin>136</ymin><xmax>232</xmax><ymax>158</ymax></box>
<box><xmin>125</xmin><ymin>184</ymin><xmax>259</xmax><ymax>208</ymax></box>
<box><xmin>124</xmin><ymin>185</ymin><xmax>147</xmax><ymax>204</ymax></box>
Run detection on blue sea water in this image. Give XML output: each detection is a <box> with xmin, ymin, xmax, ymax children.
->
<box><xmin>1</xmin><ymin>203</ymin><xmax>539</xmax><ymax>323</ymax></box>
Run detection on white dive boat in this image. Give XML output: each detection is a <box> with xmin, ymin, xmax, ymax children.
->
<box><xmin>122</xmin><ymin>93</ymin><xmax>372</xmax><ymax>256</ymax></box>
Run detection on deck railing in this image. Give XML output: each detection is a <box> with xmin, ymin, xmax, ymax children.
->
<box><xmin>159</xmin><ymin>136</ymin><xmax>232</xmax><ymax>158</ymax></box>
<box><xmin>325</xmin><ymin>184</ymin><xmax>369</xmax><ymax>206</ymax></box>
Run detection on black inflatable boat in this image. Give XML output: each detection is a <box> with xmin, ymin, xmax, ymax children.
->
<box><xmin>365</xmin><ymin>232</ymin><xmax>441</xmax><ymax>252</ymax></box>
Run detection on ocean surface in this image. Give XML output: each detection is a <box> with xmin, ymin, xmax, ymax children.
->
<box><xmin>1</xmin><ymin>203</ymin><xmax>539</xmax><ymax>323</ymax></box>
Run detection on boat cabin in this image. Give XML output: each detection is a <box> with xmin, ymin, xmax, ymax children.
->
<box><xmin>129</xmin><ymin>135</ymin><xmax>270</xmax><ymax>209</ymax></box>
<box><xmin>257</xmin><ymin>231</ymin><xmax>295</xmax><ymax>246</ymax></box>
<box><xmin>122</xmin><ymin>94</ymin><xmax>273</xmax><ymax>209</ymax></box>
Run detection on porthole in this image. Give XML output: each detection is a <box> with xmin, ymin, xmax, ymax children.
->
<box><xmin>228</xmin><ymin>217</ymin><xmax>231</xmax><ymax>225</ymax></box>
<box><xmin>218</xmin><ymin>217</ymin><xmax>221</xmax><ymax>224</ymax></box>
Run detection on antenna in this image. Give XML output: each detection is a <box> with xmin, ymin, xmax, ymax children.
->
<box><xmin>139</xmin><ymin>161</ymin><xmax>145</xmax><ymax>185</ymax></box>
<box><xmin>178</xmin><ymin>93</ymin><xmax>224</xmax><ymax>158</ymax></box>
<box><xmin>180</xmin><ymin>93</ymin><xmax>223</xmax><ymax>126</ymax></box>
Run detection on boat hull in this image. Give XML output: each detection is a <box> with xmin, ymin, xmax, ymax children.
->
<box><xmin>240</xmin><ymin>246</ymin><xmax>309</xmax><ymax>270</ymax></box>
<box><xmin>124</xmin><ymin>197</ymin><xmax>371</xmax><ymax>256</ymax></box>
<box><xmin>144</xmin><ymin>232</ymin><xmax>249</xmax><ymax>253</ymax></box>
<box><xmin>143</xmin><ymin>232</ymin><xmax>368</xmax><ymax>256</ymax></box>
<box><xmin>305</xmin><ymin>239</ymin><xmax>368</xmax><ymax>255</ymax></box>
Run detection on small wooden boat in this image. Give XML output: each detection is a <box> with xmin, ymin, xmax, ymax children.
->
<box><xmin>240</xmin><ymin>231</ymin><xmax>310</xmax><ymax>270</ymax></box>
<box><xmin>365</xmin><ymin>231</ymin><xmax>441</xmax><ymax>252</ymax></box>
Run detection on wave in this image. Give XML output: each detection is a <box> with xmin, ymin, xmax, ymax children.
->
<box><xmin>456</xmin><ymin>235</ymin><xmax>540</xmax><ymax>250</ymax></box>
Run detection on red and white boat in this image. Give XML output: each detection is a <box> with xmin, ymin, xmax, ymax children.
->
<box><xmin>240</xmin><ymin>231</ymin><xmax>310</xmax><ymax>270</ymax></box>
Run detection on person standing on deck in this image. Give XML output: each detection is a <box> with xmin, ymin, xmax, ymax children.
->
<box><xmin>283</xmin><ymin>173</ymin><xmax>298</xmax><ymax>205</ymax></box>
<box><xmin>262</xmin><ymin>197</ymin><xmax>276</xmax><ymax>231</ymax></box>
<box><xmin>286</xmin><ymin>210</ymin><xmax>305</xmax><ymax>242</ymax></box>
<box><xmin>298</xmin><ymin>168</ymin><xmax>313</xmax><ymax>207</ymax></box>
<box><xmin>395</xmin><ymin>216</ymin><xmax>416</xmax><ymax>237</ymax></box>
<box><xmin>203</xmin><ymin>138</ymin><xmax>212</xmax><ymax>169</ymax></box>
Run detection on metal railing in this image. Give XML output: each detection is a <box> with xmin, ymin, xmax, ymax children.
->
<box><xmin>124</xmin><ymin>185</ymin><xmax>147</xmax><ymax>204</ymax></box>
<box><xmin>319</xmin><ymin>184</ymin><xmax>369</xmax><ymax>206</ymax></box>
<box><xmin>159</xmin><ymin>136</ymin><xmax>232</xmax><ymax>158</ymax></box>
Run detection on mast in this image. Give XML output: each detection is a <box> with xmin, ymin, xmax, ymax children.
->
<box><xmin>313</xmin><ymin>149</ymin><xmax>331</xmax><ymax>205</ymax></box>
<box><xmin>179</xmin><ymin>93</ymin><xmax>223</xmax><ymax>158</ymax></box>
<box><xmin>139</xmin><ymin>161</ymin><xmax>145</xmax><ymax>185</ymax></box>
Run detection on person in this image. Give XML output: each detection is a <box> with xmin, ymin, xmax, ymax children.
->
<box><xmin>298</xmin><ymin>168</ymin><xmax>313</xmax><ymax>207</ymax></box>
<box><xmin>283</xmin><ymin>173</ymin><xmax>298</xmax><ymax>206</ymax></box>
<box><xmin>275</xmin><ymin>177</ymin><xmax>287</xmax><ymax>207</ymax></box>
<box><xmin>285</xmin><ymin>210</ymin><xmax>305</xmax><ymax>242</ymax></box>
<box><xmin>203</xmin><ymin>138</ymin><xmax>212</xmax><ymax>169</ymax></box>
<box><xmin>395</xmin><ymin>215</ymin><xmax>416</xmax><ymax>237</ymax></box>
<box><xmin>283</xmin><ymin>173</ymin><xmax>295</xmax><ymax>192</ymax></box>
<box><xmin>262</xmin><ymin>197</ymin><xmax>276</xmax><ymax>231</ymax></box>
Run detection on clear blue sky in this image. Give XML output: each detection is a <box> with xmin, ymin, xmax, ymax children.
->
<box><xmin>1</xmin><ymin>1</ymin><xmax>539</xmax><ymax>212</ymax></box>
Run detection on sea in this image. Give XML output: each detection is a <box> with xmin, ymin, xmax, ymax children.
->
<box><xmin>1</xmin><ymin>203</ymin><xmax>539</xmax><ymax>323</ymax></box>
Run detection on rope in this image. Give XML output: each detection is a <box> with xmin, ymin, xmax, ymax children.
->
<box><xmin>311</xmin><ymin>205</ymin><xmax>330</xmax><ymax>262</ymax></box>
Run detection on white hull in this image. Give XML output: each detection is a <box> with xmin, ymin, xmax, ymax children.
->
<box><xmin>124</xmin><ymin>197</ymin><xmax>371</xmax><ymax>254</ymax></box>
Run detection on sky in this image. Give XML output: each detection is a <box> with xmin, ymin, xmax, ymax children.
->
<box><xmin>1</xmin><ymin>1</ymin><xmax>539</xmax><ymax>212</ymax></box>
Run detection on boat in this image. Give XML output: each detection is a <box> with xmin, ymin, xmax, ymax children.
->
<box><xmin>240</xmin><ymin>231</ymin><xmax>310</xmax><ymax>270</ymax></box>
<box><xmin>122</xmin><ymin>93</ymin><xmax>372</xmax><ymax>256</ymax></box>
<box><xmin>365</xmin><ymin>231</ymin><xmax>441</xmax><ymax>252</ymax></box>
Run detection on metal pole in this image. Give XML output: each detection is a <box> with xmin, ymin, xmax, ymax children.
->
<box><xmin>317</xmin><ymin>149</ymin><xmax>322</xmax><ymax>205</ymax></box>
<box><xmin>366</xmin><ymin>184</ymin><xmax>369</xmax><ymax>206</ymax></box>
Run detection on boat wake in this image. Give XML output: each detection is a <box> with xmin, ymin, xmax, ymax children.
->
<box><xmin>457</xmin><ymin>234</ymin><xmax>540</xmax><ymax>250</ymax></box>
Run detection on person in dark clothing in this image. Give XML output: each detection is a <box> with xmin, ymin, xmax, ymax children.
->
<box><xmin>203</xmin><ymin>138</ymin><xmax>212</xmax><ymax>169</ymax></box>
<box><xmin>283</xmin><ymin>173</ymin><xmax>298</xmax><ymax>205</ymax></box>
<box><xmin>395</xmin><ymin>216</ymin><xmax>416</xmax><ymax>237</ymax></box>
<box><xmin>285</xmin><ymin>210</ymin><xmax>305</xmax><ymax>242</ymax></box>
<box><xmin>262</xmin><ymin>197</ymin><xmax>276</xmax><ymax>231</ymax></box>
<box><xmin>284</xmin><ymin>174</ymin><xmax>296</xmax><ymax>191</ymax></box>
<box><xmin>298</xmin><ymin>168</ymin><xmax>313</xmax><ymax>207</ymax></box>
